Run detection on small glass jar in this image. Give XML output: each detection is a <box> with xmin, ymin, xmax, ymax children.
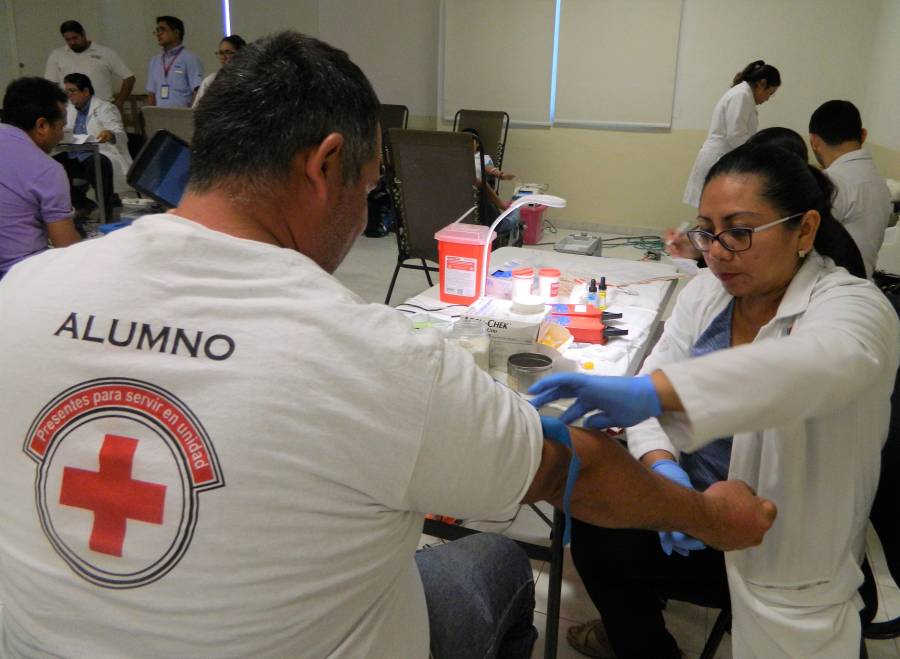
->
<box><xmin>447</xmin><ymin>318</ymin><xmax>491</xmax><ymax>371</ymax></box>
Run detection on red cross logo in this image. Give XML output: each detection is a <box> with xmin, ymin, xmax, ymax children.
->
<box><xmin>59</xmin><ymin>434</ymin><xmax>167</xmax><ymax>557</ymax></box>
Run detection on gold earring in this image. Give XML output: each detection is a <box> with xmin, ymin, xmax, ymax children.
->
<box><xmin>798</xmin><ymin>249</ymin><xmax>807</xmax><ymax>258</ymax></box>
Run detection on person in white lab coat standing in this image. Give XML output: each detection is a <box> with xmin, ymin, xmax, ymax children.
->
<box><xmin>682</xmin><ymin>61</ymin><xmax>781</xmax><ymax>208</ymax></box>
<box><xmin>534</xmin><ymin>144</ymin><xmax>899</xmax><ymax>659</ymax></box>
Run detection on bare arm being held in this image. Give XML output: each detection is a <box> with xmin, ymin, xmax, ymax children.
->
<box><xmin>524</xmin><ymin>426</ymin><xmax>775</xmax><ymax>551</ymax></box>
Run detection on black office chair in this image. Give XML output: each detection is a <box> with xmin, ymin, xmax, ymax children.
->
<box><xmin>365</xmin><ymin>104</ymin><xmax>410</xmax><ymax>238</ymax></box>
<box><xmin>453</xmin><ymin>109</ymin><xmax>510</xmax><ymax>193</ymax></box>
<box><xmin>701</xmin><ymin>289</ymin><xmax>900</xmax><ymax>659</ymax></box>
<box><xmin>383</xmin><ymin>129</ymin><xmax>482</xmax><ymax>305</ymax></box>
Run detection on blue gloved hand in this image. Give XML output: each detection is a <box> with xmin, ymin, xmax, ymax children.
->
<box><xmin>652</xmin><ymin>459</ymin><xmax>707</xmax><ymax>557</ymax></box>
<box><xmin>528</xmin><ymin>373</ymin><xmax>663</xmax><ymax>429</ymax></box>
<box><xmin>540</xmin><ymin>416</ymin><xmax>570</xmax><ymax>444</ymax></box>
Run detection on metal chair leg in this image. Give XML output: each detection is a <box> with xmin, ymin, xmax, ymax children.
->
<box><xmin>422</xmin><ymin>259</ymin><xmax>433</xmax><ymax>287</ymax></box>
<box><xmin>700</xmin><ymin>608</ymin><xmax>731</xmax><ymax>659</ymax></box>
<box><xmin>384</xmin><ymin>263</ymin><xmax>402</xmax><ymax>305</ymax></box>
<box><xmin>543</xmin><ymin>509</ymin><xmax>565</xmax><ymax>659</ymax></box>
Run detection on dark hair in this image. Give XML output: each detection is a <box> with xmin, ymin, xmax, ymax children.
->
<box><xmin>59</xmin><ymin>20</ymin><xmax>84</xmax><ymax>36</ymax></box>
<box><xmin>732</xmin><ymin>60</ymin><xmax>781</xmax><ymax>88</ymax></box>
<box><xmin>704</xmin><ymin>143</ymin><xmax>866</xmax><ymax>278</ymax></box>
<box><xmin>63</xmin><ymin>72</ymin><xmax>94</xmax><ymax>96</ymax></box>
<box><xmin>809</xmin><ymin>100</ymin><xmax>863</xmax><ymax>146</ymax></box>
<box><xmin>156</xmin><ymin>15</ymin><xmax>185</xmax><ymax>40</ymax></box>
<box><xmin>746</xmin><ymin>127</ymin><xmax>808</xmax><ymax>161</ymax></box>
<box><xmin>221</xmin><ymin>35</ymin><xmax>246</xmax><ymax>50</ymax></box>
<box><xmin>2</xmin><ymin>77</ymin><xmax>68</xmax><ymax>132</ymax></box>
<box><xmin>189</xmin><ymin>32</ymin><xmax>379</xmax><ymax>191</ymax></box>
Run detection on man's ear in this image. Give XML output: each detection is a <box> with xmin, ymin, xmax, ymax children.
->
<box><xmin>303</xmin><ymin>132</ymin><xmax>345</xmax><ymax>201</ymax></box>
<box><xmin>809</xmin><ymin>133</ymin><xmax>821</xmax><ymax>151</ymax></box>
<box><xmin>859</xmin><ymin>128</ymin><xmax>868</xmax><ymax>146</ymax></box>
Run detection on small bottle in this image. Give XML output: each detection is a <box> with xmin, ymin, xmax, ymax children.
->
<box><xmin>586</xmin><ymin>278</ymin><xmax>598</xmax><ymax>307</ymax></box>
<box><xmin>598</xmin><ymin>276</ymin><xmax>607</xmax><ymax>310</ymax></box>
<box><xmin>447</xmin><ymin>318</ymin><xmax>491</xmax><ymax>371</ymax></box>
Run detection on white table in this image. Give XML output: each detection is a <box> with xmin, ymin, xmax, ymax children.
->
<box><xmin>407</xmin><ymin>246</ymin><xmax>681</xmax><ymax>658</ymax></box>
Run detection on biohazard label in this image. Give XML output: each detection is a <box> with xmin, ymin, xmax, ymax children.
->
<box><xmin>24</xmin><ymin>378</ymin><xmax>224</xmax><ymax>589</ymax></box>
<box><xmin>443</xmin><ymin>255</ymin><xmax>477</xmax><ymax>297</ymax></box>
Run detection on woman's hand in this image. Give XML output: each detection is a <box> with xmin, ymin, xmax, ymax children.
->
<box><xmin>664</xmin><ymin>227</ymin><xmax>701</xmax><ymax>260</ymax></box>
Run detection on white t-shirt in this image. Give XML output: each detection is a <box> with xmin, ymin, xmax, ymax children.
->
<box><xmin>0</xmin><ymin>214</ymin><xmax>543</xmax><ymax>658</ymax></box>
<box><xmin>824</xmin><ymin>148</ymin><xmax>892</xmax><ymax>278</ymax></box>
<box><xmin>45</xmin><ymin>42</ymin><xmax>133</xmax><ymax>103</ymax></box>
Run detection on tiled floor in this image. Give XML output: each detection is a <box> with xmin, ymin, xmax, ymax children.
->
<box><xmin>339</xmin><ymin>230</ymin><xmax>900</xmax><ymax>659</ymax></box>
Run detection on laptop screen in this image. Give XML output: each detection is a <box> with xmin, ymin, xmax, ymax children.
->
<box><xmin>126</xmin><ymin>130</ymin><xmax>191</xmax><ymax>209</ymax></box>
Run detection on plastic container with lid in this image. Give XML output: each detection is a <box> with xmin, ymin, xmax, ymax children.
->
<box><xmin>447</xmin><ymin>318</ymin><xmax>490</xmax><ymax>371</ymax></box>
<box><xmin>511</xmin><ymin>267</ymin><xmax>534</xmax><ymax>302</ymax></box>
<box><xmin>435</xmin><ymin>223</ymin><xmax>497</xmax><ymax>305</ymax></box>
<box><xmin>538</xmin><ymin>267</ymin><xmax>560</xmax><ymax>302</ymax></box>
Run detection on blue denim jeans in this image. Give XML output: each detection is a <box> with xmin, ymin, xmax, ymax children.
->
<box><xmin>416</xmin><ymin>533</ymin><xmax>538</xmax><ymax>659</ymax></box>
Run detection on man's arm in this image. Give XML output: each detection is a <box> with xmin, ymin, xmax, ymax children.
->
<box><xmin>46</xmin><ymin>219</ymin><xmax>82</xmax><ymax>247</ymax></box>
<box><xmin>523</xmin><ymin>426</ymin><xmax>775</xmax><ymax>551</ymax></box>
<box><xmin>146</xmin><ymin>92</ymin><xmax>156</xmax><ymax>107</ymax></box>
<box><xmin>113</xmin><ymin>76</ymin><xmax>136</xmax><ymax>110</ymax></box>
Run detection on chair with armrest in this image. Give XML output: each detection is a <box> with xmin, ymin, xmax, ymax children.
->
<box><xmin>379</xmin><ymin>104</ymin><xmax>409</xmax><ymax>133</ymax></box>
<box><xmin>365</xmin><ymin>105</ymin><xmax>410</xmax><ymax>238</ymax></box>
<box><xmin>383</xmin><ymin>129</ymin><xmax>482</xmax><ymax>305</ymax></box>
<box><xmin>452</xmin><ymin>109</ymin><xmax>510</xmax><ymax>192</ymax></box>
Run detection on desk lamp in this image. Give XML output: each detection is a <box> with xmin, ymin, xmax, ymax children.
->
<box><xmin>479</xmin><ymin>194</ymin><xmax>567</xmax><ymax>301</ymax></box>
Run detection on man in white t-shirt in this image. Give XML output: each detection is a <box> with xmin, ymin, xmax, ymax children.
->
<box><xmin>44</xmin><ymin>20</ymin><xmax>135</xmax><ymax>111</ymax></box>
<box><xmin>0</xmin><ymin>32</ymin><xmax>776</xmax><ymax>659</ymax></box>
<box><xmin>810</xmin><ymin>100</ymin><xmax>892</xmax><ymax>278</ymax></box>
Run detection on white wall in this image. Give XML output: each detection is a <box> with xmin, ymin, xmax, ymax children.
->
<box><xmin>230</xmin><ymin>0</ymin><xmax>318</xmax><ymax>43</ymax></box>
<box><xmin>319</xmin><ymin>0</ymin><xmax>439</xmax><ymax>117</ymax></box>
<box><xmin>672</xmin><ymin>0</ymin><xmax>880</xmax><ymax>136</ymax></box>
<box><xmin>864</xmin><ymin>0</ymin><xmax>900</xmax><ymax>152</ymax></box>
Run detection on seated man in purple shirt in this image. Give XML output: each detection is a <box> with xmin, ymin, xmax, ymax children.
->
<box><xmin>0</xmin><ymin>77</ymin><xmax>81</xmax><ymax>278</ymax></box>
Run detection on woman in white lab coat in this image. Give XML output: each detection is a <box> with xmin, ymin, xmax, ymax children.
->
<box><xmin>532</xmin><ymin>144</ymin><xmax>899</xmax><ymax>658</ymax></box>
<box><xmin>682</xmin><ymin>61</ymin><xmax>781</xmax><ymax>207</ymax></box>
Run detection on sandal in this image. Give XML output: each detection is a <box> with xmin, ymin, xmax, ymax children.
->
<box><xmin>566</xmin><ymin>619</ymin><xmax>614</xmax><ymax>658</ymax></box>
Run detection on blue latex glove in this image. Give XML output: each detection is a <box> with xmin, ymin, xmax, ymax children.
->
<box><xmin>528</xmin><ymin>373</ymin><xmax>663</xmax><ymax>429</ymax></box>
<box><xmin>652</xmin><ymin>459</ymin><xmax>707</xmax><ymax>557</ymax></box>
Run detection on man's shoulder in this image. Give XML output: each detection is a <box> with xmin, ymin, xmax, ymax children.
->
<box><xmin>0</xmin><ymin>126</ymin><xmax>57</xmax><ymax>172</ymax></box>
<box><xmin>181</xmin><ymin>48</ymin><xmax>203</xmax><ymax>65</ymax></box>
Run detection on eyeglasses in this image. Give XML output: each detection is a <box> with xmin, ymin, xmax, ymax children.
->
<box><xmin>686</xmin><ymin>212</ymin><xmax>804</xmax><ymax>253</ymax></box>
<box><xmin>215</xmin><ymin>50</ymin><xmax>237</xmax><ymax>57</ymax></box>
<box><xmin>63</xmin><ymin>88</ymin><xmax>82</xmax><ymax>96</ymax></box>
<box><xmin>153</xmin><ymin>26</ymin><xmax>170</xmax><ymax>35</ymax></box>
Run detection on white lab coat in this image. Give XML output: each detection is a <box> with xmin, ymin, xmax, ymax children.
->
<box><xmin>627</xmin><ymin>254</ymin><xmax>899</xmax><ymax>658</ymax></box>
<box><xmin>683</xmin><ymin>82</ymin><xmax>758</xmax><ymax>207</ymax></box>
<box><xmin>65</xmin><ymin>98</ymin><xmax>133</xmax><ymax>193</ymax></box>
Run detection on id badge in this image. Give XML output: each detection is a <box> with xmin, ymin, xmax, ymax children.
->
<box><xmin>160</xmin><ymin>84</ymin><xmax>170</xmax><ymax>99</ymax></box>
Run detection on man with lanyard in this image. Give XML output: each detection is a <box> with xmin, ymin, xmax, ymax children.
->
<box><xmin>809</xmin><ymin>100</ymin><xmax>892</xmax><ymax>278</ymax></box>
<box><xmin>44</xmin><ymin>20</ymin><xmax>135</xmax><ymax>112</ymax></box>
<box><xmin>146</xmin><ymin>15</ymin><xmax>203</xmax><ymax>108</ymax></box>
